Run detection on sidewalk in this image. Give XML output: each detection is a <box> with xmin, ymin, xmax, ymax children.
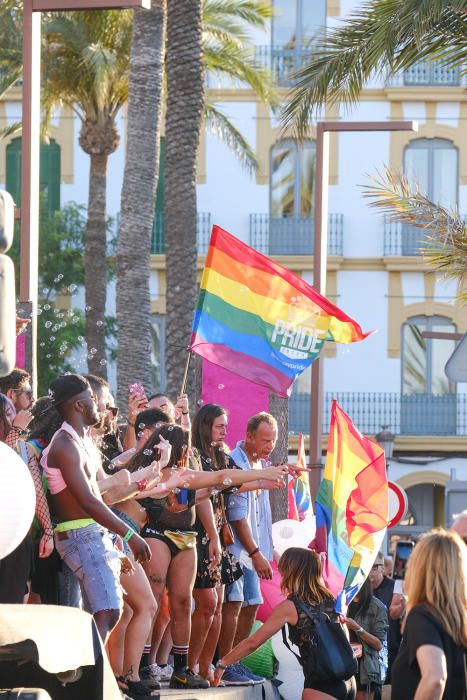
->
<box><xmin>160</xmin><ymin>680</ymin><xmax>281</xmax><ymax>700</ymax></box>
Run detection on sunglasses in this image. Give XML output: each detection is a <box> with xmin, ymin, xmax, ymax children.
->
<box><xmin>371</xmin><ymin>563</ymin><xmax>383</xmax><ymax>570</ymax></box>
<box><xmin>106</xmin><ymin>405</ymin><xmax>119</xmax><ymax>417</ymax></box>
<box><xmin>12</xmin><ymin>387</ymin><xmax>33</xmax><ymax>397</ymax></box>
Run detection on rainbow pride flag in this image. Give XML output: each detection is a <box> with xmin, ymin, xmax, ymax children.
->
<box><xmin>191</xmin><ymin>226</ymin><xmax>371</xmax><ymax>397</ymax></box>
<box><xmin>288</xmin><ymin>433</ymin><xmax>313</xmax><ymax>521</ymax></box>
<box><xmin>313</xmin><ymin>401</ymin><xmax>389</xmax><ymax>612</ymax></box>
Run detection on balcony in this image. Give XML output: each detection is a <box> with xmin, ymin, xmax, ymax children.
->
<box><xmin>289</xmin><ymin>392</ymin><xmax>465</xmax><ymax>436</ymax></box>
<box><xmin>254</xmin><ymin>45</ymin><xmax>315</xmax><ymax>86</ymax></box>
<box><xmin>249</xmin><ymin>213</ymin><xmax>343</xmax><ymax>256</ymax></box>
<box><xmin>152</xmin><ymin>212</ymin><xmax>212</xmax><ymax>255</ymax></box>
<box><xmin>384</xmin><ymin>215</ymin><xmax>466</xmax><ymax>256</ymax></box>
<box><xmin>386</xmin><ymin>60</ymin><xmax>466</xmax><ymax>87</ymax></box>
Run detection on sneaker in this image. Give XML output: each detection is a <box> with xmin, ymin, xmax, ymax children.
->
<box><xmin>237</xmin><ymin>663</ymin><xmax>265</xmax><ymax>684</ymax></box>
<box><xmin>169</xmin><ymin>668</ymin><xmax>210</xmax><ymax>689</ymax></box>
<box><xmin>147</xmin><ymin>663</ymin><xmax>173</xmax><ymax>682</ymax></box>
<box><xmin>140</xmin><ymin>665</ymin><xmax>162</xmax><ymax>690</ymax></box>
<box><xmin>222</xmin><ymin>663</ymin><xmax>254</xmax><ymax>686</ymax></box>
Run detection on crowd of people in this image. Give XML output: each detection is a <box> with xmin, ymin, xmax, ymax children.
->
<box><xmin>0</xmin><ymin>367</ymin><xmax>466</xmax><ymax>700</ymax></box>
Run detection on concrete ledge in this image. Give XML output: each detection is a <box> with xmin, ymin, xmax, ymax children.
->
<box><xmin>160</xmin><ymin>680</ymin><xmax>281</xmax><ymax>700</ymax></box>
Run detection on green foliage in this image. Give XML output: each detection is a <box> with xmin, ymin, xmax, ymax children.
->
<box><xmin>0</xmin><ymin>0</ymin><xmax>22</xmax><ymax>139</ymax></box>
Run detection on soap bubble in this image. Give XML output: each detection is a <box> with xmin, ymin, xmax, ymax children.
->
<box><xmin>44</xmin><ymin>321</ymin><xmax>52</xmax><ymax>329</ymax></box>
<box><xmin>96</xmin><ymin>320</ymin><xmax>103</xmax><ymax>327</ymax></box>
<box><xmin>143</xmin><ymin>449</ymin><xmax>152</xmax><ymax>456</ymax></box>
<box><xmin>217</xmin><ymin>384</ymin><xmax>224</xmax><ymax>390</ymax></box>
<box><xmin>43</xmin><ymin>304</ymin><xmax>50</xmax><ymax>311</ymax></box>
<box><xmin>99</xmin><ymin>359</ymin><xmax>107</xmax><ymax>366</ymax></box>
<box><xmin>68</xmin><ymin>284</ymin><xmax>77</xmax><ymax>294</ymax></box>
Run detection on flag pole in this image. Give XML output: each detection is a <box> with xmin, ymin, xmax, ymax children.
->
<box><xmin>180</xmin><ymin>349</ymin><xmax>193</xmax><ymax>396</ymax></box>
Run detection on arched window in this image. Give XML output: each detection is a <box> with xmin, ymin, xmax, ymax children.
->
<box><xmin>272</xmin><ymin>0</ymin><xmax>326</xmax><ymax>48</ymax></box>
<box><xmin>404</xmin><ymin>138</ymin><xmax>458</xmax><ymax>209</ymax></box>
<box><xmin>6</xmin><ymin>137</ymin><xmax>61</xmax><ymax>218</ymax></box>
<box><xmin>402</xmin><ymin>315</ymin><xmax>456</xmax><ymax>395</ymax></box>
<box><xmin>270</xmin><ymin>139</ymin><xmax>315</xmax><ymax>219</ymax></box>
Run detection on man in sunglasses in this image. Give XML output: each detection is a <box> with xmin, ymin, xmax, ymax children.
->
<box><xmin>0</xmin><ymin>367</ymin><xmax>34</xmax><ymax>431</ymax></box>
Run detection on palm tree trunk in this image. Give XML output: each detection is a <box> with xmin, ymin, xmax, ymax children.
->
<box><xmin>164</xmin><ymin>0</ymin><xmax>204</xmax><ymax>397</ymax></box>
<box><xmin>116</xmin><ymin>1</ymin><xmax>166</xmax><ymax>407</ymax></box>
<box><xmin>85</xmin><ymin>152</ymin><xmax>108</xmax><ymax>377</ymax></box>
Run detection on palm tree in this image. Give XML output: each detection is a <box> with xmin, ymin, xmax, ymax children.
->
<box><xmin>164</xmin><ymin>0</ymin><xmax>277</xmax><ymax>396</ymax></box>
<box><xmin>363</xmin><ymin>167</ymin><xmax>467</xmax><ymax>299</ymax></box>
<box><xmin>282</xmin><ymin>0</ymin><xmax>467</xmax><ymax>134</ymax></box>
<box><xmin>116</xmin><ymin>1</ymin><xmax>166</xmax><ymax>407</ymax></box>
<box><xmin>42</xmin><ymin>11</ymin><xmax>133</xmax><ymax>376</ymax></box>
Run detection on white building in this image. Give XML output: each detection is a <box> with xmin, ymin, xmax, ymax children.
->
<box><xmin>1</xmin><ymin>0</ymin><xmax>466</xmax><ymax>541</ymax></box>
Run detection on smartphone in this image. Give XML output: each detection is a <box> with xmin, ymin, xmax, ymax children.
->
<box><xmin>128</xmin><ymin>382</ymin><xmax>145</xmax><ymax>397</ymax></box>
<box><xmin>393</xmin><ymin>540</ymin><xmax>414</xmax><ymax>580</ymax></box>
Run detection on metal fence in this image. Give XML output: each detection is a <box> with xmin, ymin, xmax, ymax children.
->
<box><xmin>254</xmin><ymin>45</ymin><xmax>315</xmax><ymax>86</ymax></box>
<box><xmin>152</xmin><ymin>212</ymin><xmax>212</xmax><ymax>254</ymax></box>
<box><xmin>386</xmin><ymin>60</ymin><xmax>465</xmax><ymax>87</ymax></box>
<box><xmin>249</xmin><ymin>214</ymin><xmax>343</xmax><ymax>256</ymax></box>
<box><xmin>384</xmin><ymin>216</ymin><xmax>466</xmax><ymax>256</ymax></box>
<box><xmin>289</xmin><ymin>392</ymin><xmax>467</xmax><ymax>436</ymax></box>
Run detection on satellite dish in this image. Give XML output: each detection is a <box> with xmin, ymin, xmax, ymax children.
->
<box><xmin>445</xmin><ymin>333</ymin><xmax>467</xmax><ymax>383</ymax></box>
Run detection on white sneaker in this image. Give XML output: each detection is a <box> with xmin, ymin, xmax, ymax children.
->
<box><xmin>152</xmin><ymin>663</ymin><xmax>173</xmax><ymax>682</ymax></box>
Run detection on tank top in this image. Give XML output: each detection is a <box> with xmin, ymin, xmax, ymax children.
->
<box><xmin>40</xmin><ymin>421</ymin><xmax>100</xmax><ymax>494</ymax></box>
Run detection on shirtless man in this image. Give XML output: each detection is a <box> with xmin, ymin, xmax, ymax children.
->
<box><xmin>42</xmin><ymin>374</ymin><xmax>151</xmax><ymax>643</ymax></box>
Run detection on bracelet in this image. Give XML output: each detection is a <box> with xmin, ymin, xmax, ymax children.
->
<box><xmin>127</xmin><ymin>421</ymin><xmax>135</xmax><ymax>427</ymax></box>
<box><xmin>248</xmin><ymin>547</ymin><xmax>260</xmax><ymax>557</ymax></box>
<box><xmin>136</xmin><ymin>478</ymin><xmax>148</xmax><ymax>492</ymax></box>
<box><xmin>216</xmin><ymin>660</ymin><xmax>227</xmax><ymax>670</ymax></box>
<box><xmin>123</xmin><ymin>528</ymin><xmax>135</xmax><ymax>543</ymax></box>
<box><xmin>355</xmin><ymin>626</ymin><xmax>365</xmax><ymax>636</ymax></box>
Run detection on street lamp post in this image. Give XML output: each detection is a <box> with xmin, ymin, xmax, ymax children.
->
<box><xmin>19</xmin><ymin>0</ymin><xmax>150</xmax><ymax>390</ymax></box>
<box><xmin>309</xmin><ymin>119</ymin><xmax>418</xmax><ymax>499</ymax></box>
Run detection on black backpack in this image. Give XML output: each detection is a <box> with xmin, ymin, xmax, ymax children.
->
<box><xmin>282</xmin><ymin>599</ymin><xmax>358</xmax><ymax>683</ymax></box>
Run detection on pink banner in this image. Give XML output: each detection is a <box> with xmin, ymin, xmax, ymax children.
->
<box><xmin>15</xmin><ymin>334</ymin><xmax>25</xmax><ymax>369</ymax></box>
<box><xmin>201</xmin><ymin>359</ymin><xmax>269</xmax><ymax>449</ymax></box>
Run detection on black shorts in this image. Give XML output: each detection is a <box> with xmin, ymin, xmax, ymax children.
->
<box><xmin>304</xmin><ymin>675</ymin><xmax>356</xmax><ymax>700</ymax></box>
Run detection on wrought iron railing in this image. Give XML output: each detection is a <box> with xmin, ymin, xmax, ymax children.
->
<box><xmin>254</xmin><ymin>45</ymin><xmax>315</xmax><ymax>86</ymax></box>
<box><xmin>152</xmin><ymin>212</ymin><xmax>212</xmax><ymax>254</ymax></box>
<box><xmin>289</xmin><ymin>392</ymin><xmax>466</xmax><ymax>436</ymax></box>
<box><xmin>384</xmin><ymin>215</ymin><xmax>466</xmax><ymax>256</ymax></box>
<box><xmin>386</xmin><ymin>60</ymin><xmax>465</xmax><ymax>87</ymax></box>
<box><xmin>249</xmin><ymin>213</ymin><xmax>343</xmax><ymax>256</ymax></box>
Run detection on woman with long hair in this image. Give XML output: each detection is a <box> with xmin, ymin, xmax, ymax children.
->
<box><xmin>391</xmin><ymin>529</ymin><xmax>467</xmax><ymax>700</ymax></box>
<box><xmin>345</xmin><ymin>577</ymin><xmax>387</xmax><ymax>700</ymax></box>
<box><xmin>213</xmin><ymin>547</ymin><xmax>357</xmax><ymax>700</ymax></box>
<box><xmin>127</xmin><ymin>422</ymin><xmax>287</xmax><ymax>691</ymax></box>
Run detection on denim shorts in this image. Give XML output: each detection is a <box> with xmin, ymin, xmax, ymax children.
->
<box><xmin>225</xmin><ymin>564</ymin><xmax>262</xmax><ymax>606</ymax></box>
<box><xmin>111</xmin><ymin>509</ymin><xmax>140</xmax><ymax>556</ymax></box>
<box><xmin>54</xmin><ymin>523</ymin><xmax>123</xmax><ymax>614</ymax></box>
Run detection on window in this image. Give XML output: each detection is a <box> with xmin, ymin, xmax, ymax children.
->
<box><xmin>270</xmin><ymin>139</ymin><xmax>315</xmax><ymax>219</ymax></box>
<box><xmin>6</xmin><ymin>137</ymin><xmax>61</xmax><ymax>218</ymax></box>
<box><xmin>404</xmin><ymin>138</ymin><xmax>458</xmax><ymax>209</ymax></box>
<box><xmin>272</xmin><ymin>0</ymin><xmax>326</xmax><ymax>48</ymax></box>
<box><xmin>402</xmin><ymin>316</ymin><xmax>456</xmax><ymax>395</ymax></box>
<box><xmin>152</xmin><ymin>137</ymin><xmax>165</xmax><ymax>253</ymax></box>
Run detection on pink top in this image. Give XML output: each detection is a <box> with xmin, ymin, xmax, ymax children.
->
<box><xmin>41</xmin><ymin>422</ymin><xmax>100</xmax><ymax>495</ymax></box>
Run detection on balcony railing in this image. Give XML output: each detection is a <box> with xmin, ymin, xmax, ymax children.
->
<box><xmin>289</xmin><ymin>392</ymin><xmax>466</xmax><ymax>436</ymax></box>
<box><xmin>254</xmin><ymin>45</ymin><xmax>315</xmax><ymax>86</ymax></box>
<box><xmin>384</xmin><ymin>215</ymin><xmax>466</xmax><ymax>256</ymax></box>
<box><xmin>250</xmin><ymin>213</ymin><xmax>343</xmax><ymax>256</ymax></box>
<box><xmin>152</xmin><ymin>212</ymin><xmax>212</xmax><ymax>254</ymax></box>
<box><xmin>386</xmin><ymin>60</ymin><xmax>466</xmax><ymax>87</ymax></box>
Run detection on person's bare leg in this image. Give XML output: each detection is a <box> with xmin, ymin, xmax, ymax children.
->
<box><xmin>198</xmin><ymin>585</ymin><xmax>224</xmax><ymax>680</ymax></box>
<box><xmin>218</xmin><ymin>601</ymin><xmax>242</xmax><ymax>657</ymax></box>
<box><xmin>234</xmin><ymin>604</ymin><xmax>259</xmax><ymax>646</ymax></box>
<box><xmin>107</xmin><ymin>601</ymin><xmax>133</xmax><ymax>676</ymax></box>
<box><xmin>149</xmin><ymin>588</ymin><xmax>171</xmax><ymax>666</ymax></box>
<box><xmin>167</xmin><ymin>548</ymin><xmax>197</xmax><ymax>652</ymax></box>
<box><xmin>187</xmin><ymin>587</ymin><xmax>217</xmax><ymax>671</ymax></box>
<box><xmin>156</xmin><ymin>622</ymin><xmax>173</xmax><ymax>665</ymax></box>
<box><xmin>94</xmin><ymin>608</ymin><xmax>122</xmax><ymax>645</ymax></box>
<box><xmin>122</xmin><ymin>562</ymin><xmax>158</xmax><ymax>684</ymax></box>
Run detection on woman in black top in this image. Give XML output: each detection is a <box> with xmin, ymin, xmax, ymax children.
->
<box><xmin>213</xmin><ymin>547</ymin><xmax>356</xmax><ymax>700</ymax></box>
<box><xmin>391</xmin><ymin>529</ymin><xmax>467</xmax><ymax>700</ymax></box>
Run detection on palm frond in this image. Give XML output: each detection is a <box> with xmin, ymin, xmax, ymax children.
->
<box><xmin>363</xmin><ymin>166</ymin><xmax>467</xmax><ymax>300</ymax></box>
<box><xmin>0</xmin><ymin>121</ymin><xmax>21</xmax><ymax>141</ymax></box>
<box><xmin>205</xmin><ymin>101</ymin><xmax>258</xmax><ymax>173</ymax></box>
<box><xmin>281</xmin><ymin>0</ymin><xmax>467</xmax><ymax>137</ymax></box>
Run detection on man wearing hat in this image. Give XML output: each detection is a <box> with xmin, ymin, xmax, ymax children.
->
<box><xmin>41</xmin><ymin>374</ymin><xmax>151</xmax><ymax>643</ymax></box>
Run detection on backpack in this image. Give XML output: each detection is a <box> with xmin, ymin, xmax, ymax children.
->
<box><xmin>282</xmin><ymin>599</ymin><xmax>358</xmax><ymax>683</ymax></box>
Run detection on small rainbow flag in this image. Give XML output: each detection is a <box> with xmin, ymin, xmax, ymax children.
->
<box><xmin>190</xmin><ymin>226</ymin><xmax>371</xmax><ymax>397</ymax></box>
<box><xmin>313</xmin><ymin>401</ymin><xmax>389</xmax><ymax>612</ymax></box>
<box><xmin>288</xmin><ymin>433</ymin><xmax>313</xmax><ymax>521</ymax></box>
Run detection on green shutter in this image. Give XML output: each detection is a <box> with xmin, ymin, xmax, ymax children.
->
<box><xmin>5</xmin><ymin>137</ymin><xmax>61</xmax><ymax>217</ymax></box>
<box><xmin>152</xmin><ymin>137</ymin><xmax>165</xmax><ymax>253</ymax></box>
<box><xmin>6</xmin><ymin>137</ymin><xmax>22</xmax><ymax>207</ymax></box>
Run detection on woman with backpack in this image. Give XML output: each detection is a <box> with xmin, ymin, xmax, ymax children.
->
<box><xmin>213</xmin><ymin>547</ymin><xmax>357</xmax><ymax>699</ymax></box>
<box><xmin>345</xmin><ymin>577</ymin><xmax>388</xmax><ymax>699</ymax></box>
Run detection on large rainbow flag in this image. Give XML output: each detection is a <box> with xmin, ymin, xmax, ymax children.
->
<box><xmin>190</xmin><ymin>226</ymin><xmax>371</xmax><ymax>397</ymax></box>
<box><xmin>313</xmin><ymin>401</ymin><xmax>389</xmax><ymax>612</ymax></box>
